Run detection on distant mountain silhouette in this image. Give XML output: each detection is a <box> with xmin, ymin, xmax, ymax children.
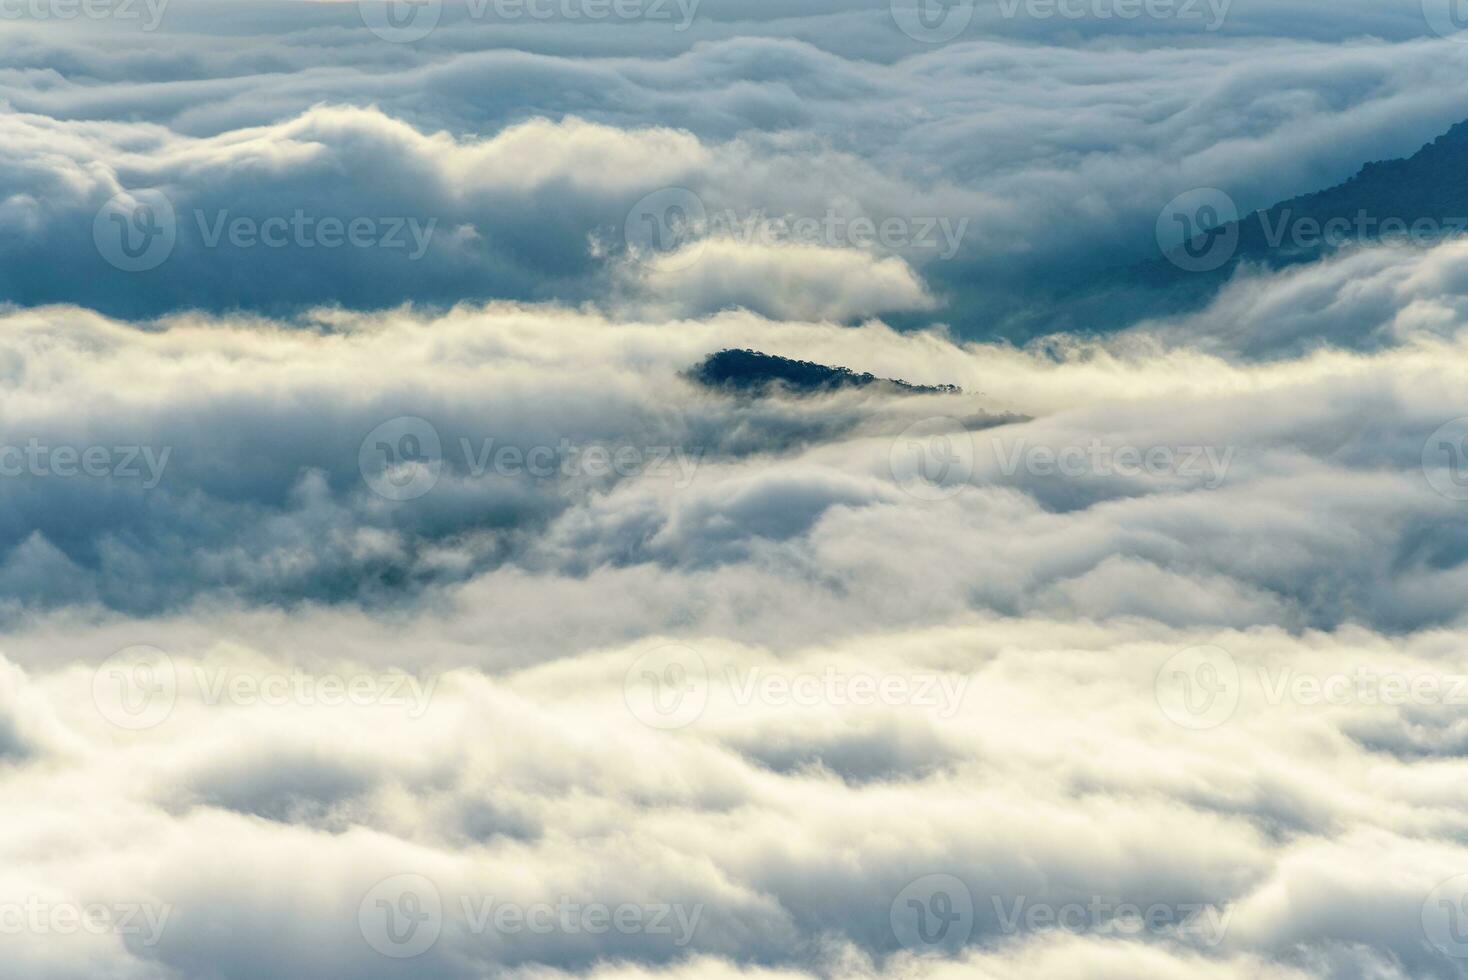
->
<box><xmin>692</xmin><ymin>349</ymin><xmax>961</xmax><ymax>396</ymax></box>
<box><xmin>1015</xmin><ymin>117</ymin><xmax>1468</xmax><ymax>339</ymax></box>
<box><xmin>1161</xmin><ymin>118</ymin><xmax>1468</xmax><ymax>280</ymax></box>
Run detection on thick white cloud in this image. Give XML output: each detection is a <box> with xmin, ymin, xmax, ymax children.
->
<box><xmin>5</xmin><ymin>612</ymin><xmax>1468</xmax><ymax>978</ymax></box>
<box><xmin>618</xmin><ymin>238</ymin><xmax>937</xmax><ymax>320</ymax></box>
<box><xmin>0</xmin><ymin>242</ymin><xmax>1465</xmax><ymax>970</ymax></box>
<box><xmin>4</xmin><ymin>236</ymin><xmax>1468</xmax><ymax>633</ymax></box>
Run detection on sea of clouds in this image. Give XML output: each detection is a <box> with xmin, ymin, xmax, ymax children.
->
<box><xmin>5</xmin><ymin>1</ymin><xmax>1468</xmax><ymax>977</ymax></box>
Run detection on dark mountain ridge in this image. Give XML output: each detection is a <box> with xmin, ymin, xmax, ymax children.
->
<box><xmin>1022</xmin><ymin>115</ymin><xmax>1468</xmax><ymax>340</ymax></box>
<box><xmin>691</xmin><ymin>349</ymin><xmax>961</xmax><ymax>396</ymax></box>
<box><xmin>1165</xmin><ymin>118</ymin><xmax>1468</xmax><ymax>277</ymax></box>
